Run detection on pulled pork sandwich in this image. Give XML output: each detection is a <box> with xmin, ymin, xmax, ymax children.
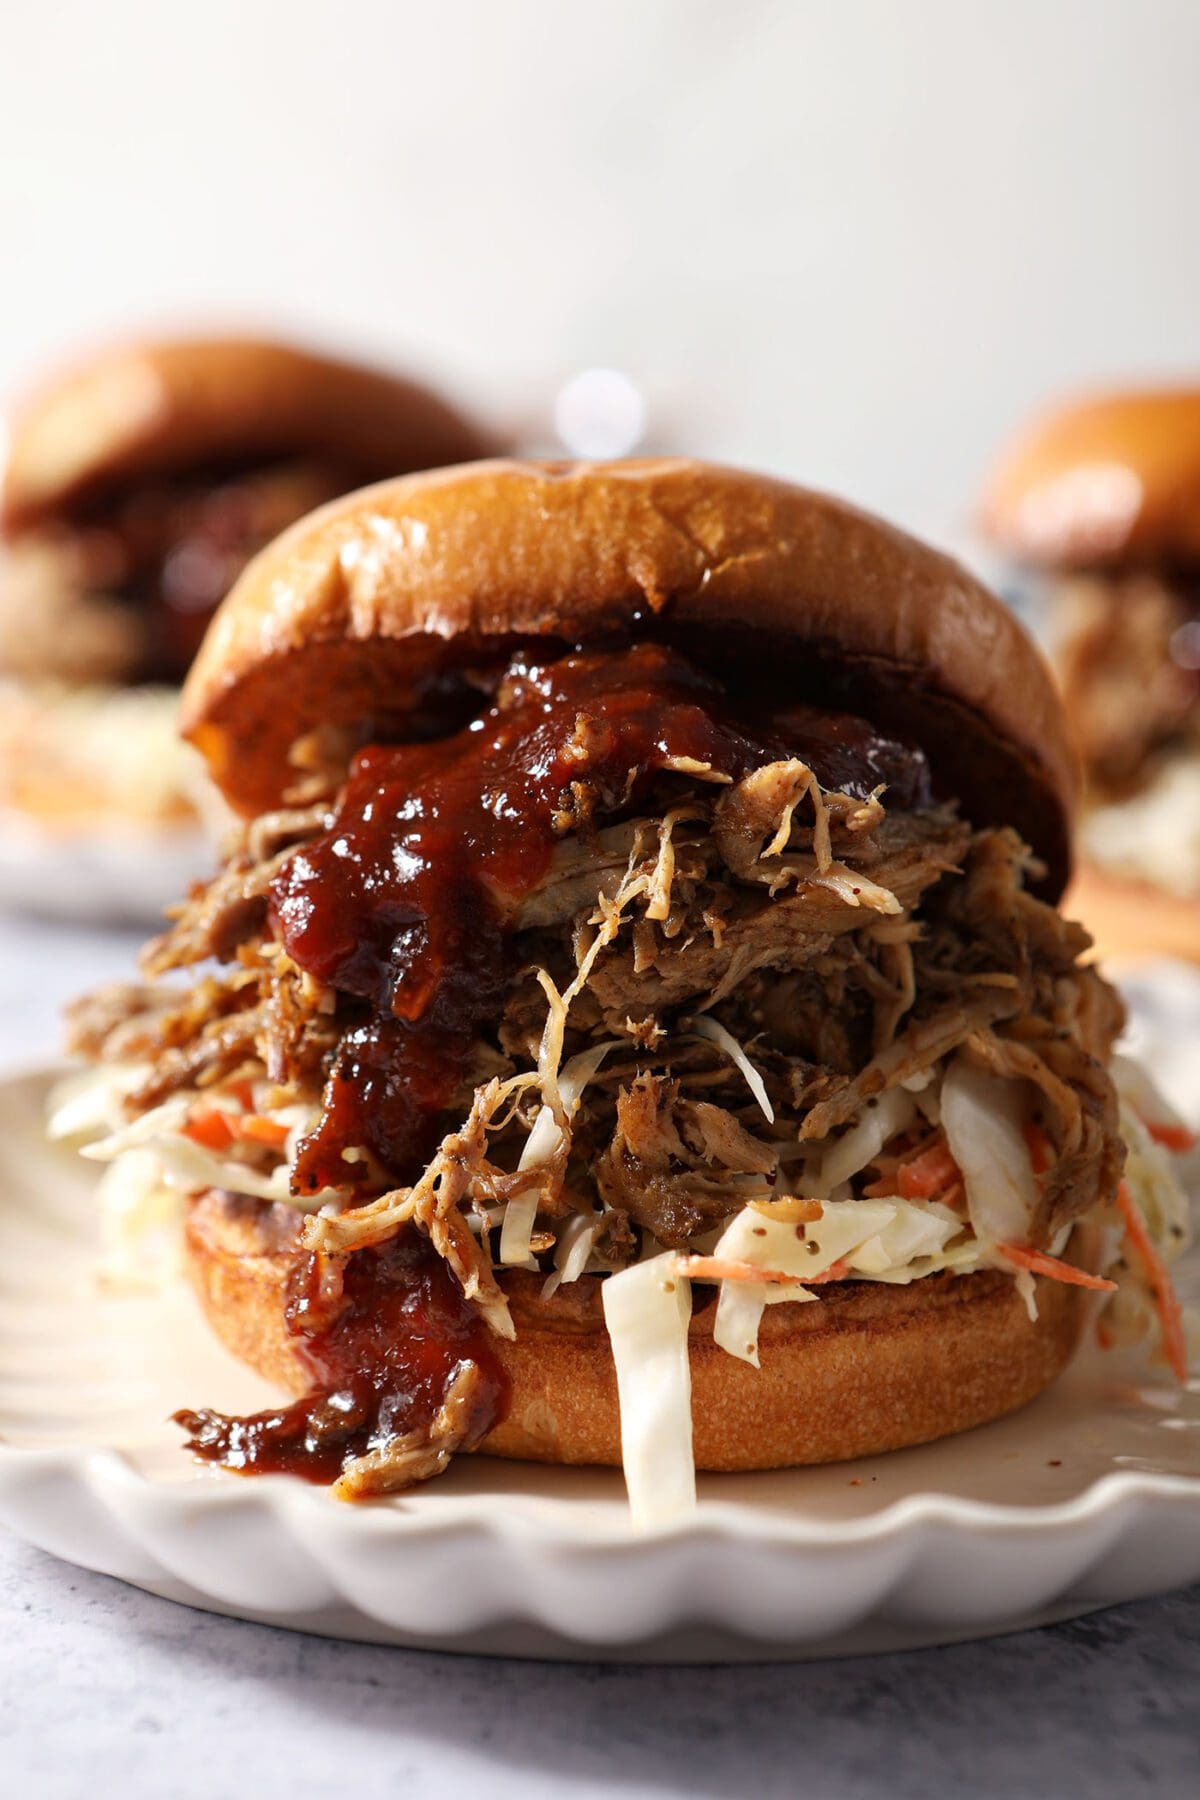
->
<box><xmin>59</xmin><ymin>460</ymin><xmax>1193</xmax><ymax>1526</ymax></box>
<box><xmin>983</xmin><ymin>387</ymin><xmax>1200</xmax><ymax>963</ymax></box>
<box><xmin>0</xmin><ymin>335</ymin><xmax>496</xmax><ymax>838</ymax></box>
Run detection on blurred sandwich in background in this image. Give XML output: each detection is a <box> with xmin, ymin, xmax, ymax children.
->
<box><xmin>0</xmin><ymin>334</ymin><xmax>498</xmax><ymax>917</ymax></box>
<box><xmin>983</xmin><ymin>386</ymin><xmax>1200</xmax><ymax>965</ymax></box>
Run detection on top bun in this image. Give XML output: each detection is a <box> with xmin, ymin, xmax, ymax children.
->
<box><xmin>182</xmin><ymin>458</ymin><xmax>1077</xmax><ymax>896</ymax></box>
<box><xmin>982</xmin><ymin>386</ymin><xmax>1200</xmax><ymax>569</ymax></box>
<box><xmin>1</xmin><ymin>336</ymin><xmax>498</xmax><ymax>530</ymax></box>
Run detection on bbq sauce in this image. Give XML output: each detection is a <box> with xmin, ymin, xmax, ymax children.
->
<box><xmin>175</xmin><ymin>1226</ymin><xmax>506</xmax><ymax>1485</ymax></box>
<box><xmin>269</xmin><ymin>642</ymin><xmax>930</xmax><ymax>1192</ymax></box>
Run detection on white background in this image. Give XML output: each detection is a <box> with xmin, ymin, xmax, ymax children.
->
<box><xmin>0</xmin><ymin>0</ymin><xmax>1197</xmax><ymax>539</ymax></box>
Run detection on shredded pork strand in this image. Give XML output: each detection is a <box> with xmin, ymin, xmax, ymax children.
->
<box><xmin>332</xmin><ymin>1361</ymin><xmax>494</xmax><ymax>1500</ymax></box>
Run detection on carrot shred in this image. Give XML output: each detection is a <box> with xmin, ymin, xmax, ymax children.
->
<box><xmin>1143</xmin><ymin>1118</ymin><xmax>1197</xmax><ymax>1155</ymax></box>
<box><xmin>228</xmin><ymin>1078</ymin><xmax>257</xmax><ymax>1111</ymax></box>
<box><xmin>1023</xmin><ymin>1122</ymin><xmax>1053</xmax><ymax>1177</ymax></box>
<box><xmin>997</xmin><ymin>1242</ymin><xmax>1117</xmax><ymax>1292</ymax></box>
<box><xmin>1116</xmin><ymin>1182</ymin><xmax>1189</xmax><ymax>1383</ymax></box>
<box><xmin>864</xmin><ymin>1134</ymin><xmax>961</xmax><ymax>1201</ymax></box>
<box><xmin>893</xmin><ymin>1139</ymin><xmax>961</xmax><ymax>1200</ymax></box>
<box><xmin>237</xmin><ymin>1113</ymin><xmax>290</xmax><ymax>1149</ymax></box>
<box><xmin>184</xmin><ymin>1107</ymin><xmax>235</xmax><ymax>1152</ymax></box>
<box><xmin>674</xmin><ymin>1255</ymin><xmax>851</xmax><ymax>1286</ymax></box>
<box><xmin>185</xmin><ymin>1100</ymin><xmax>289</xmax><ymax>1154</ymax></box>
<box><xmin>804</xmin><ymin>1258</ymin><xmax>850</xmax><ymax>1284</ymax></box>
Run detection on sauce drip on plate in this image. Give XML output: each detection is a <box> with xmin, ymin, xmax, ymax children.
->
<box><xmin>176</xmin><ymin>1226</ymin><xmax>506</xmax><ymax>1486</ymax></box>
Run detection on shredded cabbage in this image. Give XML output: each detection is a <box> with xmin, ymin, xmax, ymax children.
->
<box><xmin>95</xmin><ymin>1147</ymin><xmax>184</xmax><ymax>1288</ymax></box>
<box><xmin>46</xmin><ymin>1062</ymin><xmax>151</xmax><ymax>1143</ymax></box>
<box><xmin>541</xmin><ymin>1210</ymin><xmax>599</xmax><ymax>1299</ymax></box>
<box><xmin>64</xmin><ymin>1068</ymin><xmax>334</xmax><ymax>1219</ymax></box>
<box><xmin>711</xmin><ymin>1209</ymin><xmax>819</xmax><ymax>1365</ymax></box>
<box><xmin>708</xmin><ymin>1197</ymin><xmax>957</xmax><ymax>1365</ymax></box>
<box><xmin>499</xmin><ymin>1041</ymin><xmax>620</xmax><ymax>1267</ymax></box>
<box><xmin>941</xmin><ymin>1053</ymin><xmax>1036</xmax><ymax>1249</ymax></box>
<box><xmin>811</xmin><ymin>1088</ymin><xmax>916</xmax><ymax>1196</ymax></box>
<box><xmin>138</xmin><ymin>1135</ymin><xmax>299</xmax><ymax>1204</ymax></box>
<box><xmin>560</xmin><ymin>1041</ymin><xmax>622</xmax><ymax>1111</ymax></box>
<box><xmin>80</xmin><ymin>1095</ymin><xmax>193</xmax><ymax>1161</ymax></box>
<box><xmin>84</xmin><ymin>1121</ymin><xmax>330</xmax><ymax>1210</ymax></box>
<box><xmin>499</xmin><ymin>1108</ymin><xmax>559</xmax><ymax>1269</ymax></box>
<box><xmin>1103</xmin><ymin>1079</ymin><xmax>1194</xmax><ymax>1353</ymax></box>
<box><xmin>601</xmin><ymin>1252</ymin><xmax>696</xmax><ymax>1528</ymax></box>
<box><xmin>848</xmin><ymin>1199</ymin><xmax>961</xmax><ymax>1275</ymax></box>
<box><xmin>688</xmin><ymin>1016</ymin><xmax>774</xmax><ymax>1123</ymax></box>
<box><xmin>1118</xmin><ymin>1100</ymin><xmax>1192</xmax><ymax>1257</ymax></box>
<box><xmin>1112</xmin><ymin>1053</ymin><xmax>1197</xmax><ymax>1169</ymax></box>
<box><xmin>496</xmin><ymin>1188</ymin><xmax>542</xmax><ymax>1269</ymax></box>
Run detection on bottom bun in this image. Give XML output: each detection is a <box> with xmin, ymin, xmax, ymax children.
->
<box><xmin>1066</xmin><ymin>860</ymin><xmax>1200</xmax><ymax>967</ymax></box>
<box><xmin>185</xmin><ymin>1192</ymin><xmax>1086</xmax><ymax>1473</ymax></box>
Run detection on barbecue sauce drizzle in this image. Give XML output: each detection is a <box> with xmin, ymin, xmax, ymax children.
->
<box><xmin>176</xmin><ymin>1225</ymin><xmax>504</xmax><ymax>1485</ymax></box>
<box><xmin>178</xmin><ymin>643</ymin><xmax>930</xmax><ymax>1489</ymax></box>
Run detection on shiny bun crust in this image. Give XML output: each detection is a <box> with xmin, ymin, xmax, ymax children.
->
<box><xmin>1066</xmin><ymin>860</ymin><xmax>1200</xmax><ymax>966</ymax></box>
<box><xmin>182</xmin><ymin>458</ymin><xmax>1077</xmax><ymax>896</ymax></box>
<box><xmin>184</xmin><ymin>1192</ymin><xmax>1085</xmax><ymax>1473</ymax></box>
<box><xmin>983</xmin><ymin>387</ymin><xmax>1200</xmax><ymax>569</ymax></box>
<box><xmin>1</xmin><ymin>336</ymin><xmax>498</xmax><ymax>530</ymax></box>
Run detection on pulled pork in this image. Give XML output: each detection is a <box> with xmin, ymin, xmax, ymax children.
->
<box><xmin>1055</xmin><ymin>573</ymin><xmax>1200</xmax><ymax>803</ymax></box>
<box><xmin>71</xmin><ymin>742</ymin><xmax>1124</xmax><ymax>1260</ymax></box>
<box><xmin>68</xmin><ymin>645</ymin><xmax>1130</xmax><ymax>1494</ymax></box>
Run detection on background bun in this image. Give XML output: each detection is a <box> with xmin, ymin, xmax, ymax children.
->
<box><xmin>1</xmin><ymin>335</ymin><xmax>499</xmax><ymax>530</ymax></box>
<box><xmin>182</xmin><ymin>458</ymin><xmax>1077</xmax><ymax>896</ymax></box>
<box><xmin>982</xmin><ymin>386</ymin><xmax>1200</xmax><ymax>569</ymax></box>
<box><xmin>185</xmin><ymin>1191</ymin><xmax>1085</xmax><ymax>1473</ymax></box>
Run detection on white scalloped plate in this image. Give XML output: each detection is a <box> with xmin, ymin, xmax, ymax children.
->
<box><xmin>0</xmin><ymin>813</ymin><xmax>211</xmax><ymax>925</ymax></box>
<box><xmin>1</xmin><ymin>1059</ymin><xmax>1198</xmax><ymax>1661</ymax></box>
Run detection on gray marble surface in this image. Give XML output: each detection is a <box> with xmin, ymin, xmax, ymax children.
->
<box><xmin>2</xmin><ymin>1532</ymin><xmax>1197</xmax><ymax>1799</ymax></box>
<box><xmin>2</xmin><ymin>911</ymin><xmax>1198</xmax><ymax>1797</ymax></box>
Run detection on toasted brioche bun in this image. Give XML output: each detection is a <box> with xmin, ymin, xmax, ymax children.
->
<box><xmin>182</xmin><ymin>458</ymin><xmax>1077</xmax><ymax>896</ymax></box>
<box><xmin>1066</xmin><ymin>859</ymin><xmax>1200</xmax><ymax>966</ymax></box>
<box><xmin>185</xmin><ymin>1192</ymin><xmax>1086</xmax><ymax>1472</ymax></box>
<box><xmin>983</xmin><ymin>386</ymin><xmax>1200</xmax><ymax>569</ymax></box>
<box><xmin>1</xmin><ymin>335</ymin><xmax>498</xmax><ymax>530</ymax></box>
